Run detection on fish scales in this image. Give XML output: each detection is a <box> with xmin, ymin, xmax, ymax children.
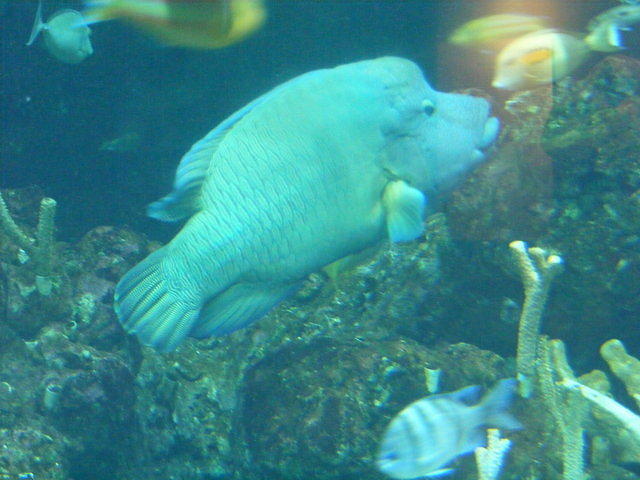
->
<box><xmin>115</xmin><ymin>57</ymin><xmax>498</xmax><ymax>351</ymax></box>
<box><xmin>195</xmin><ymin>83</ymin><xmax>386</xmax><ymax>280</ymax></box>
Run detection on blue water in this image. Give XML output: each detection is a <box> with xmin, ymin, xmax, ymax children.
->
<box><xmin>2</xmin><ymin>1</ymin><xmax>639</xmax><ymax>480</ymax></box>
<box><xmin>1</xmin><ymin>0</ymin><xmax>608</xmax><ymax>239</ymax></box>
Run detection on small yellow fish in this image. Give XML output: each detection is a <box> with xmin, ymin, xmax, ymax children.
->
<box><xmin>492</xmin><ymin>29</ymin><xmax>590</xmax><ymax>91</ymax></box>
<box><xmin>83</xmin><ymin>0</ymin><xmax>266</xmax><ymax>49</ymax></box>
<box><xmin>585</xmin><ymin>4</ymin><xmax>640</xmax><ymax>52</ymax></box>
<box><xmin>449</xmin><ymin>13</ymin><xmax>547</xmax><ymax>47</ymax></box>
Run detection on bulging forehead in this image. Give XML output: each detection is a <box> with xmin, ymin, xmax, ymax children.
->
<box><xmin>335</xmin><ymin>56</ymin><xmax>431</xmax><ymax>100</ymax></box>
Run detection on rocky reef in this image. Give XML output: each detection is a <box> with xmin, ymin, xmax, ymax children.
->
<box><xmin>446</xmin><ymin>55</ymin><xmax>640</xmax><ymax>366</ymax></box>
<box><xmin>1</xmin><ymin>55</ymin><xmax>640</xmax><ymax>480</ymax></box>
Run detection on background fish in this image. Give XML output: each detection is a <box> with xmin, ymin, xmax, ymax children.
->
<box><xmin>114</xmin><ymin>56</ymin><xmax>499</xmax><ymax>352</ymax></box>
<box><xmin>26</xmin><ymin>0</ymin><xmax>93</xmax><ymax>64</ymax></box>
<box><xmin>492</xmin><ymin>29</ymin><xmax>590</xmax><ymax>90</ymax></box>
<box><xmin>449</xmin><ymin>13</ymin><xmax>547</xmax><ymax>48</ymax></box>
<box><xmin>377</xmin><ymin>379</ymin><xmax>521</xmax><ymax>479</ymax></box>
<box><xmin>585</xmin><ymin>4</ymin><xmax>640</xmax><ymax>52</ymax></box>
<box><xmin>82</xmin><ymin>0</ymin><xmax>265</xmax><ymax>49</ymax></box>
<box><xmin>99</xmin><ymin>132</ymin><xmax>141</xmax><ymax>153</ymax></box>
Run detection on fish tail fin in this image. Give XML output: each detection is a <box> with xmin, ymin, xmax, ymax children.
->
<box><xmin>82</xmin><ymin>0</ymin><xmax>125</xmax><ymax>25</ymax></box>
<box><xmin>26</xmin><ymin>0</ymin><xmax>45</xmax><ymax>46</ymax></box>
<box><xmin>114</xmin><ymin>248</ymin><xmax>200</xmax><ymax>352</ymax></box>
<box><xmin>480</xmin><ymin>378</ymin><xmax>523</xmax><ymax>430</ymax></box>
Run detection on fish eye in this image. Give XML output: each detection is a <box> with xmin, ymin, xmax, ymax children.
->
<box><xmin>422</xmin><ymin>99</ymin><xmax>436</xmax><ymax>116</ymax></box>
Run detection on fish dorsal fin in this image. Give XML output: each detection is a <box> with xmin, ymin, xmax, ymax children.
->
<box><xmin>147</xmin><ymin>103</ymin><xmax>258</xmax><ymax>221</ymax></box>
<box><xmin>147</xmin><ymin>69</ymin><xmax>325</xmax><ymax>222</ymax></box>
<box><xmin>26</xmin><ymin>0</ymin><xmax>45</xmax><ymax>46</ymax></box>
<box><xmin>449</xmin><ymin>385</ymin><xmax>483</xmax><ymax>406</ymax></box>
<box><xmin>419</xmin><ymin>384</ymin><xmax>481</xmax><ymax>408</ymax></box>
<box><xmin>382</xmin><ymin>180</ymin><xmax>426</xmax><ymax>242</ymax></box>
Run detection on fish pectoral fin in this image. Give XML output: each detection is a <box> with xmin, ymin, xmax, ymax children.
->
<box><xmin>191</xmin><ymin>282</ymin><xmax>300</xmax><ymax>338</ymax></box>
<box><xmin>449</xmin><ymin>385</ymin><xmax>483</xmax><ymax>406</ymax></box>
<box><xmin>382</xmin><ymin>180</ymin><xmax>426</xmax><ymax>243</ymax></box>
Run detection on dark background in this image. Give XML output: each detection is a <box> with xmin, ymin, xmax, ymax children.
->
<box><xmin>0</xmin><ymin>0</ymin><xmax>613</xmax><ymax>241</ymax></box>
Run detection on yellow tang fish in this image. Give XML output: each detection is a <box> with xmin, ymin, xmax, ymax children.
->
<box><xmin>449</xmin><ymin>13</ymin><xmax>547</xmax><ymax>48</ymax></box>
<box><xmin>83</xmin><ymin>0</ymin><xmax>266</xmax><ymax>49</ymax></box>
<box><xmin>492</xmin><ymin>29</ymin><xmax>590</xmax><ymax>91</ymax></box>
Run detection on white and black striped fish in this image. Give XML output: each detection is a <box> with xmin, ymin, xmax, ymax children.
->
<box><xmin>377</xmin><ymin>378</ymin><xmax>521</xmax><ymax>479</ymax></box>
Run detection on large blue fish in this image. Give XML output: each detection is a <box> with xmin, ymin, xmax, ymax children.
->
<box><xmin>114</xmin><ymin>57</ymin><xmax>499</xmax><ymax>352</ymax></box>
<box><xmin>377</xmin><ymin>379</ymin><xmax>521</xmax><ymax>478</ymax></box>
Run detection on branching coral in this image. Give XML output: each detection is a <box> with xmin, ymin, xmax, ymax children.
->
<box><xmin>559</xmin><ymin>338</ymin><xmax>640</xmax><ymax>461</ymax></box>
<box><xmin>600</xmin><ymin>339</ymin><xmax>640</xmax><ymax>410</ymax></box>
<box><xmin>509</xmin><ymin>240</ymin><xmax>563</xmax><ymax>397</ymax></box>
<box><xmin>508</xmin><ymin>240</ymin><xmax>640</xmax><ymax>477</ymax></box>
<box><xmin>537</xmin><ymin>338</ymin><xmax>589</xmax><ymax>480</ymax></box>
<box><xmin>536</xmin><ymin>336</ymin><xmax>640</xmax><ymax>477</ymax></box>
<box><xmin>475</xmin><ymin>428</ymin><xmax>512</xmax><ymax>480</ymax></box>
<box><xmin>0</xmin><ymin>191</ymin><xmax>58</xmax><ymax>295</ymax></box>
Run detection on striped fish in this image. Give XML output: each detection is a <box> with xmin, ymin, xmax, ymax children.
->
<box><xmin>377</xmin><ymin>379</ymin><xmax>521</xmax><ymax>479</ymax></box>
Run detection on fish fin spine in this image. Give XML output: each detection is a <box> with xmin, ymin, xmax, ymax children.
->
<box><xmin>26</xmin><ymin>0</ymin><xmax>44</xmax><ymax>46</ymax></box>
<box><xmin>114</xmin><ymin>247</ymin><xmax>200</xmax><ymax>352</ymax></box>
